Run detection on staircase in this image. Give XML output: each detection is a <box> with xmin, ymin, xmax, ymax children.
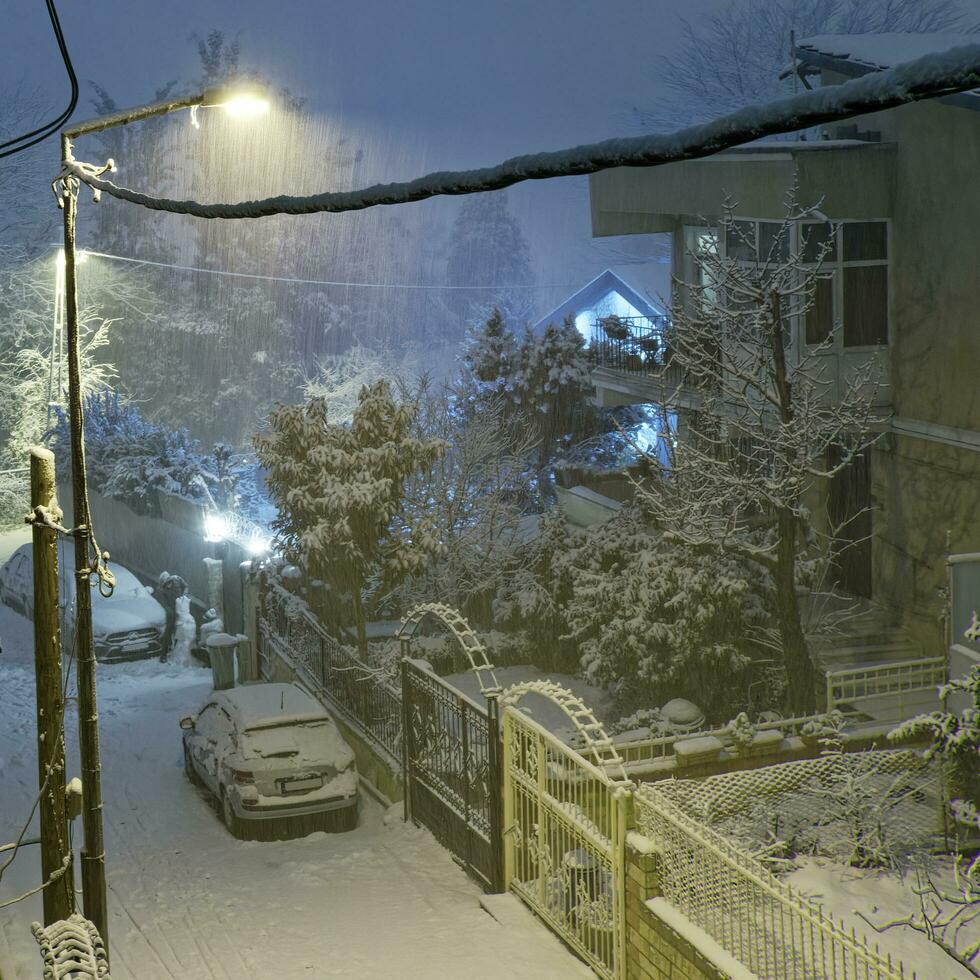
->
<box><xmin>805</xmin><ymin>596</ymin><xmax>944</xmax><ymax>724</ymax></box>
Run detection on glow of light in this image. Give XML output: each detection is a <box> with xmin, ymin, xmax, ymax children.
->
<box><xmin>204</xmin><ymin>513</ymin><xmax>230</xmax><ymax>542</ymax></box>
<box><xmin>55</xmin><ymin>249</ymin><xmax>87</xmax><ymax>269</ymax></box>
<box><xmin>246</xmin><ymin>535</ymin><xmax>271</xmax><ymax>556</ymax></box>
<box><xmin>221</xmin><ymin>95</ymin><xmax>270</xmax><ymax>119</ymax></box>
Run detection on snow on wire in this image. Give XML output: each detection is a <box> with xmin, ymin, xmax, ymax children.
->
<box><xmin>60</xmin><ymin>43</ymin><xmax>980</xmax><ymax>220</ymax></box>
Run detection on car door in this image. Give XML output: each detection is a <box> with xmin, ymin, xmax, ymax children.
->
<box><xmin>191</xmin><ymin>704</ymin><xmax>223</xmax><ymax>793</ymax></box>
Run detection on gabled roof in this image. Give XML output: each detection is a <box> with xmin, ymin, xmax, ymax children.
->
<box><xmin>792</xmin><ymin>33</ymin><xmax>980</xmax><ymax>111</ymax></box>
<box><xmin>531</xmin><ymin>266</ymin><xmax>668</xmax><ymax>333</ymax></box>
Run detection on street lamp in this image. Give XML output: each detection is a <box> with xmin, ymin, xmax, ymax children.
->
<box><xmin>54</xmin><ymin>84</ymin><xmax>268</xmax><ymax>952</ymax></box>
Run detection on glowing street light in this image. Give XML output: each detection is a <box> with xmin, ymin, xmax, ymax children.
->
<box><xmin>55</xmin><ymin>83</ymin><xmax>269</xmax><ymax>951</ymax></box>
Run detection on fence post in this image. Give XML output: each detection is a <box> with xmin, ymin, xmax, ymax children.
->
<box><xmin>401</xmin><ymin>657</ymin><xmax>412</xmax><ymax>824</ymax></box>
<box><xmin>501</xmin><ymin>707</ymin><xmax>514</xmax><ymax>891</ymax></box>
<box><xmin>613</xmin><ymin>787</ymin><xmax>630</xmax><ymax>980</ymax></box>
<box><xmin>460</xmin><ymin>696</ymin><xmax>472</xmax><ymax>877</ymax></box>
<box><xmin>485</xmin><ymin>693</ymin><xmax>504</xmax><ymax>893</ymax></box>
<box><xmin>536</xmin><ymin>731</ymin><xmax>547</xmax><ymax>910</ymax></box>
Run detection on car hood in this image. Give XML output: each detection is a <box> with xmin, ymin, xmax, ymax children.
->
<box><xmin>92</xmin><ymin>597</ymin><xmax>166</xmax><ymax>636</ymax></box>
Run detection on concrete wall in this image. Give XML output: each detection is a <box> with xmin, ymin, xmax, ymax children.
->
<box><xmin>78</xmin><ymin>489</ymin><xmax>248</xmax><ymax>633</ymax></box>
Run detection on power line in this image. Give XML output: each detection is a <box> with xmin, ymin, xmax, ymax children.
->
<box><xmin>49</xmin><ymin>245</ymin><xmax>577</xmax><ymax>291</ymax></box>
<box><xmin>0</xmin><ymin>0</ymin><xmax>78</xmax><ymax>159</ymax></box>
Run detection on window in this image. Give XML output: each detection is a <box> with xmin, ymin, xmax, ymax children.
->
<box><xmin>801</xmin><ymin>220</ymin><xmax>888</xmax><ymax>348</ymax></box>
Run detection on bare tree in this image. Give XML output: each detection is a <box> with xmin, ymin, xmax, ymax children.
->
<box><xmin>633</xmin><ymin>0</ymin><xmax>975</xmax><ymax>132</ymax></box>
<box><xmin>634</xmin><ymin>199</ymin><xmax>882</xmax><ymax>714</ymax></box>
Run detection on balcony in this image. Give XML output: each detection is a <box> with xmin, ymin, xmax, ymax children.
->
<box><xmin>589</xmin><ymin>315</ymin><xmax>701</xmax><ymax>409</ymax></box>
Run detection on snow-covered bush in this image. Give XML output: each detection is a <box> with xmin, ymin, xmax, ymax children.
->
<box><xmin>727</xmin><ymin>712</ymin><xmax>757</xmax><ymax>754</ymax></box>
<box><xmin>889</xmin><ymin>663</ymin><xmax>980</xmax><ymax>823</ymax></box>
<box><xmin>561</xmin><ymin>509</ymin><xmax>776</xmax><ymax>722</ymax></box>
<box><xmin>49</xmin><ymin>390</ymin><xmax>240</xmax><ymax>516</ymax></box>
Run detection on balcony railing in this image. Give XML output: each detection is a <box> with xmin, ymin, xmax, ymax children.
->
<box><xmin>589</xmin><ymin>315</ymin><xmax>670</xmax><ymax>375</ymax></box>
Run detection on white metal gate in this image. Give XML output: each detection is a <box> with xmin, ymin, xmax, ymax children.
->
<box><xmin>502</xmin><ymin>701</ymin><xmax>630</xmax><ymax>979</ymax></box>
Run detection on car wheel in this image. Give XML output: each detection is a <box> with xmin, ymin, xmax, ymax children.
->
<box><xmin>220</xmin><ymin>789</ymin><xmax>243</xmax><ymax>839</ymax></box>
<box><xmin>183</xmin><ymin>744</ymin><xmax>201</xmax><ymax>786</ymax></box>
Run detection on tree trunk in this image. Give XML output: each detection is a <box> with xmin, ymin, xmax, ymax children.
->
<box><xmin>769</xmin><ymin>290</ymin><xmax>817</xmax><ymax>715</ymax></box>
<box><xmin>776</xmin><ymin>506</ymin><xmax>816</xmax><ymax>714</ymax></box>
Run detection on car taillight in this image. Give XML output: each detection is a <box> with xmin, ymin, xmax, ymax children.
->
<box><xmin>232</xmin><ymin>770</ymin><xmax>254</xmax><ymax>785</ymax></box>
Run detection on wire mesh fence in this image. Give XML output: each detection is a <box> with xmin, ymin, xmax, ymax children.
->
<box><xmin>635</xmin><ymin>778</ymin><xmax>919</xmax><ymax>980</ymax></box>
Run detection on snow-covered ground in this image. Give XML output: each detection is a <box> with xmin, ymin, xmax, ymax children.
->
<box><xmin>787</xmin><ymin>858</ymin><xmax>978</xmax><ymax>980</ymax></box>
<box><xmin>0</xmin><ymin>602</ymin><xmax>591</xmax><ymax>979</ymax></box>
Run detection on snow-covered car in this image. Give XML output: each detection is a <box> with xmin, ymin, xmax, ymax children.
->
<box><xmin>0</xmin><ymin>542</ymin><xmax>166</xmax><ymax>662</ymax></box>
<box><xmin>180</xmin><ymin>683</ymin><xmax>359</xmax><ymax>838</ymax></box>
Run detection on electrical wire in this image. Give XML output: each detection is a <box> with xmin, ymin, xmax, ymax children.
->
<box><xmin>46</xmin><ymin>244</ymin><xmax>586</xmax><ymax>291</ymax></box>
<box><xmin>0</xmin><ymin>0</ymin><xmax>77</xmax><ymax>159</ymax></box>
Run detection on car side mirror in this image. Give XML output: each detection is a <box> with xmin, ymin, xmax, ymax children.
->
<box><xmin>179</xmin><ymin>716</ymin><xmax>195</xmax><ymax>731</ymax></box>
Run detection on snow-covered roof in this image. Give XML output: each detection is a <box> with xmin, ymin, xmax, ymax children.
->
<box><xmin>793</xmin><ymin>33</ymin><xmax>980</xmax><ymax>109</ymax></box>
<box><xmin>531</xmin><ymin>266</ymin><xmax>668</xmax><ymax>334</ymax></box>
<box><xmin>215</xmin><ymin>683</ymin><xmax>329</xmax><ymax>730</ymax></box>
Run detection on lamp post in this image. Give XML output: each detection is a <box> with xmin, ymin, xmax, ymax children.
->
<box><xmin>56</xmin><ymin>85</ymin><xmax>268</xmax><ymax>953</ymax></box>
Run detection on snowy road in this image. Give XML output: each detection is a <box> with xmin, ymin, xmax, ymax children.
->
<box><xmin>0</xmin><ymin>600</ymin><xmax>591</xmax><ymax>979</ymax></box>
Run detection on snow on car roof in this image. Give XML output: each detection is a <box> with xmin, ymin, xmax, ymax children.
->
<box><xmin>214</xmin><ymin>683</ymin><xmax>330</xmax><ymax>730</ymax></box>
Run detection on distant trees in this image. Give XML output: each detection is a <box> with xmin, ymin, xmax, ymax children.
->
<box><xmin>462</xmin><ymin>307</ymin><xmax>596</xmax><ymax>471</ymax></box>
<box><xmin>635</xmin><ymin>0</ymin><xmax>973</xmax><ymax>132</ymax></box>
<box><xmin>255</xmin><ymin>382</ymin><xmax>445</xmax><ymax>653</ymax></box>
<box><xmin>442</xmin><ymin>192</ymin><xmax>534</xmax><ymax>336</ymax></box>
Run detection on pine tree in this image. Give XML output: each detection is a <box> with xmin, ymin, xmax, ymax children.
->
<box><xmin>463</xmin><ymin>307</ymin><xmax>515</xmax><ymax>384</ymax></box>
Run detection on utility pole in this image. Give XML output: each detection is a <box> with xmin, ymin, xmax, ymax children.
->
<box><xmin>30</xmin><ymin>446</ymin><xmax>73</xmax><ymax>924</ymax></box>
<box><xmin>60</xmin><ymin>162</ymin><xmax>109</xmax><ymax>952</ymax></box>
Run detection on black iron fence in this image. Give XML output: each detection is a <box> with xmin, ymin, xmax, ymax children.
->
<box><xmin>590</xmin><ymin>314</ymin><xmax>671</xmax><ymax>376</ymax></box>
<box><xmin>402</xmin><ymin>657</ymin><xmax>504</xmax><ymax>892</ymax></box>
<box><xmin>257</xmin><ymin>582</ymin><xmax>401</xmax><ymax>763</ymax></box>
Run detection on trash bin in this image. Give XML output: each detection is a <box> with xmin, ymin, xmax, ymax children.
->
<box><xmin>205</xmin><ymin>632</ymin><xmax>247</xmax><ymax>690</ymax></box>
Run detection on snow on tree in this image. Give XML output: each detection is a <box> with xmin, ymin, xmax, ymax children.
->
<box><xmin>462</xmin><ymin>307</ymin><xmax>515</xmax><ymax>386</ymax></box>
<box><xmin>634</xmin><ymin>199</ymin><xmax>881</xmax><ymax>715</ymax></box>
<box><xmin>255</xmin><ymin>381</ymin><xmax>445</xmax><ymax>652</ymax></box>
<box><xmin>560</xmin><ymin>509</ymin><xmax>775</xmax><ymax>721</ymax></box>
<box><xmin>635</xmin><ymin>0</ymin><xmax>973</xmax><ymax>132</ymax></box>
<box><xmin>398</xmin><ymin>379</ymin><xmax>537</xmax><ymax>625</ymax></box>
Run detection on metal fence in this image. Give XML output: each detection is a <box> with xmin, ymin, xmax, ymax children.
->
<box><xmin>635</xmin><ymin>782</ymin><xmax>916</xmax><ymax>980</ymax></box>
<box><xmin>610</xmin><ymin>714</ymin><xmax>820</xmax><ymax>773</ymax></box>
<box><xmin>402</xmin><ymin>658</ymin><xmax>503</xmax><ymax>892</ymax></box>
<box><xmin>825</xmin><ymin>657</ymin><xmax>946</xmax><ymax>716</ymax></box>
<box><xmin>257</xmin><ymin>582</ymin><xmax>401</xmax><ymax>763</ymax></box>
<box><xmin>503</xmin><ymin>706</ymin><xmax>630</xmax><ymax>980</ymax></box>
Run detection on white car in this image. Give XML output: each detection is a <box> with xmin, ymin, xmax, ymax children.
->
<box><xmin>0</xmin><ymin>542</ymin><xmax>166</xmax><ymax>662</ymax></box>
<box><xmin>180</xmin><ymin>683</ymin><xmax>359</xmax><ymax>839</ymax></box>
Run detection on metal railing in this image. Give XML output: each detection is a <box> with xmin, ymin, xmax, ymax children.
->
<box><xmin>590</xmin><ymin>314</ymin><xmax>677</xmax><ymax>377</ymax></box>
<box><xmin>257</xmin><ymin>582</ymin><xmax>402</xmax><ymax>763</ymax></box>
<box><xmin>825</xmin><ymin>657</ymin><xmax>946</xmax><ymax>716</ymax></box>
<box><xmin>503</xmin><ymin>706</ymin><xmax>630</xmax><ymax>979</ymax></box>
<box><xmin>610</xmin><ymin>714</ymin><xmax>820</xmax><ymax>772</ymax></box>
<box><xmin>635</xmin><ymin>783</ymin><xmax>915</xmax><ymax>980</ymax></box>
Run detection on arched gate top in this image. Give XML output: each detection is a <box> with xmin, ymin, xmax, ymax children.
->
<box><xmin>398</xmin><ymin>602</ymin><xmax>501</xmax><ymax>694</ymax></box>
<box><xmin>500</xmin><ymin>680</ymin><xmax>630</xmax><ymax>784</ymax></box>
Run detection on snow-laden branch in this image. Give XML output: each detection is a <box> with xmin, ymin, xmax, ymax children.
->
<box><xmin>60</xmin><ymin>43</ymin><xmax>980</xmax><ymax>220</ymax></box>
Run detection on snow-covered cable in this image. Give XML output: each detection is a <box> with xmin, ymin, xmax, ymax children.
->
<box><xmin>60</xmin><ymin>44</ymin><xmax>980</xmax><ymax>220</ymax></box>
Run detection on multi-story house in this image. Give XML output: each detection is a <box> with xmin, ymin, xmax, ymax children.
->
<box><xmin>586</xmin><ymin>33</ymin><xmax>980</xmax><ymax>703</ymax></box>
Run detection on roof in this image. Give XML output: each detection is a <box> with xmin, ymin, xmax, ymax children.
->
<box><xmin>215</xmin><ymin>683</ymin><xmax>329</xmax><ymax>730</ymax></box>
<box><xmin>531</xmin><ymin>266</ymin><xmax>668</xmax><ymax>334</ymax></box>
<box><xmin>792</xmin><ymin>33</ymin><xmax>980</xmax><ymax>110</ymax></box>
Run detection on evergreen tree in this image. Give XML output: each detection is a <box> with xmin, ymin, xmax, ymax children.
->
<box><xmin>462</xmin><ymin>307</ymin><xmax>515</xmax><ymax>384</ymax></box>
<box><xmin>255</xmin><ymin>382</ymin><xmax>445</xmax><ymax>652</ymax></box>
